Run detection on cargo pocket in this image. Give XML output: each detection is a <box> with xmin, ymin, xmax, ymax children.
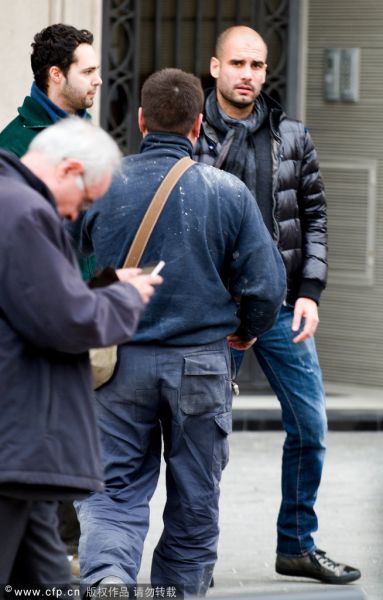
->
<box><xmin>180</xmin><ymin>351</ymin><xmax>228</xmax><ymax>415</ymax></box>
<box><xmin>213</xmin><ymin>410</ymin><xmax>232</xmax><ymax>476</ymax></box>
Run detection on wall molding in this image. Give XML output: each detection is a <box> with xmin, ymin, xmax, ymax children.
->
<box><xmin>321</xmin><ymin>157</ymin><xmax>377</xmax><ymax>286</ymax></box>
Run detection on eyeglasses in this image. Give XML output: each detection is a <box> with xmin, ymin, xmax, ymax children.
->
<box><xmin>78</xmin><ymin>174</ymin><xmax>93</xmax><ymax>211</ymax></box>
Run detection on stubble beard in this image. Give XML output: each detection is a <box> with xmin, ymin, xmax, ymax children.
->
<box><xmin>219</xmin><ymin>86</ymin><xmax>258</xmax><ymax>113</ymax></box>
<box><xmin>61</xmin><ymin>82</ymin><xmax>94</xmax><ymax>113</ymax></box>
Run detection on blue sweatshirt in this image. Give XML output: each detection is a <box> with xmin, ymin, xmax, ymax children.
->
<box><xmin>79</xmin><ymin>133</ymin><xmax>286</xmax><ymax>345</ymax></box>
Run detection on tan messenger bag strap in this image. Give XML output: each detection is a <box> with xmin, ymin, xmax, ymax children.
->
<box><xmin>122</xmin><ymin>156</ymin><xmax>195</xmax><ymax>268</ymax></box>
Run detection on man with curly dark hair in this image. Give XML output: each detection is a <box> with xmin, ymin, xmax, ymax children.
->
<box><xmin>0</xmin><ymin>23</ymin><xmax>101</xmax><ymax>157</ymax></box>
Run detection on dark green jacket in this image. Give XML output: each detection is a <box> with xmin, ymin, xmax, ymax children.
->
<box><xmin>0</xmin><ymin>96</ymin><xmax>96</xmax><ymax>279</ymax></box>
<box><xmin>0</xmin><ymin>96</ymin><xmax>53</xmax><ymax>158</ymax></box>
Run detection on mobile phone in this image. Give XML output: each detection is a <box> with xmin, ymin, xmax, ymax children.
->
<box><xmin>141</xmin><ymin>260</ymin><xmax>165</xmax><ymax>276</ymax></box>
<box><xmin>150</xmin><ymin>260</ymin><xmax>165</xmax><ymax>276</ymax></box>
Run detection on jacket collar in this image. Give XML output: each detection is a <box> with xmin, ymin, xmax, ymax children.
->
<box><xmin>140</xmin><ymin>132</ymin><xmax>194</xmax><ymax>157</ymax></box>
<box><xmin>31</xmin><ymin>82</ymin><xmax>90</xmax><ymax>123</ymax></box>
<box><xmin>261</xmin><ymin>92</ymin><xmax>284</xmax><ymax>141</ymax></box>
<box><xmin>31</xmin><ymin>82</ymin><xmax>69</xmax><ymax>122</ymax></box>
<box><xmin>17</xmin><ymin>96</ymin><xmax>54</xmax><ymax>129</ymax></box>
<box><xmin>17</xmin><ymin>85</ymin><xmax>91</xmax><ymax>129</ymax></box>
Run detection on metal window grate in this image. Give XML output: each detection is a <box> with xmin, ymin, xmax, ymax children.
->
<box><xmin>101</xmin><ymin>0</ymin><xmax>290</xmax><ymax>154</ymax></box>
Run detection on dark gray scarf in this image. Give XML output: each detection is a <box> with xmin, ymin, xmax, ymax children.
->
<box><xmin>204</xmin><ymin>91</ymin><xmax>274</xmax><ymax>234</ymax></box>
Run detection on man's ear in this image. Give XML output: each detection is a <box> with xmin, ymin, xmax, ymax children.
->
<box><xmin>210</xmin><ymin>56</ymin><xmax>220</xmax><ymax>80</ymax></box>
<box><xmin>138</xmin><ymin>107</ymin><xmax>148</xmax><ymax>136</ymax></box>
<box><xmin>192</xmin><ymin>113</ymin><xmax>203</xmax><ymax>139</ymax></box>
<box><xmin>48</xmin><ymin>65</ymin><xmax>63</xmax><ymax>85</ymax></box>
<box><xmin>261</xmin><ymin>64</ymin><xmax>268</xmax><ymax>85</ymax></box>
<box><xmin>56</xmin><ymin>158</ymin><xmax>83</xmax><ymax>181</ymax></box>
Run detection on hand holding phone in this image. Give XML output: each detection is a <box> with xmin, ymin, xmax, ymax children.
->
<box><xmin>116</xmin><ymin>263</ymin><xmax>164</xmax><ymax>304</ymax></box>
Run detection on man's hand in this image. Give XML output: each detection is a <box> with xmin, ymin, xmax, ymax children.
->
<box><xmin>227</xmin><ymin>334</ymin><xmax>257</xmax><ymax>351</ymax></box>
<box><xmin>116</xmin><ymin>268</ymin><xmax>163</xmax><ymax>304</ymax></box>
<box><xmin>115</xmin><ymin>267</ymin><xmax>142</xmax><ymax>281</ymax></box>
<box><xmin>292</xmin><ymin>297</ymin><xmax>319</xmax><ymax>343</ymax></box>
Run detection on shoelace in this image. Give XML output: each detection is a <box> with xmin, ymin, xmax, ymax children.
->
<box><xmin>314</xmin><ymin>550</ymin><xmax>342</xmax><ymax>574</ymax></box>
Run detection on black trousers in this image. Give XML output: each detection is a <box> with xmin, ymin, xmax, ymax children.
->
<box><xmin>0</xmin><ymin>496</ymin><xmax>71</xmax><ymax>588</ymax></box>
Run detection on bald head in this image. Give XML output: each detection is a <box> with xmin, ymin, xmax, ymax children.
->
<box><xmin>215</xmin><ymin>26</ymin><xmax>268</xmax><ymax>61</ymax></box>
<box><xmin>211</xmin><ymin>26</ymin><xmax>268</xmax><ymax>119</ymax></box>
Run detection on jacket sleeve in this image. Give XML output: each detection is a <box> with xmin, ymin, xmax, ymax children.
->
<box><xmin>1</xmin><ymin>206</ymin><xmax>145</xmax><ymax>353</ymax></box>
<box><xmin>228</xmin><ymin>188</ymin><xmax>286</xmax><ymax>339</ymax></box>
<box><xmin>297</xmin><ymin>127</ymin><xmax>328</xmax><ymax>301</ymax></box>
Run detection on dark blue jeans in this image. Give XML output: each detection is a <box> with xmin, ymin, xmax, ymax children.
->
<box><xmin>76</xmin><ymin>340</ymin><xmax>233</xmax><ymax>596</ymax></box>
<box><xmin>233</xmin><ymin>305</ymin><xmax>327</xmax><ymax>556</ymax></box>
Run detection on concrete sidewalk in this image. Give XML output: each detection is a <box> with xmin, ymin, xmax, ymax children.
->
<box><xmin>138</xmin><ymin>430</ymin><xmax>383</xmax><ymax>599</ymax></box>
<box><xmin>232</xmin><ymin>383</ymin><xmax>383</xmax><ymax>431</ymax></box>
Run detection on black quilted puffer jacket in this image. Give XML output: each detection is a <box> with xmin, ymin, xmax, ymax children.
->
<box><xmin>194</xmin><ymin>92</ymin><xmax>328</xmax><ymax>306</ymax></box>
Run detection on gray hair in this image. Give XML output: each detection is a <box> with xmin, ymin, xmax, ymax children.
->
<box><xmin>28</xmin><ymin>117</ymin><xmax>122</xmax><ymax>185</ymax></box>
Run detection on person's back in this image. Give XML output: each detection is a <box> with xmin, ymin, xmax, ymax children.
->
<box><xmin>75</xmin><ymin>68</ymin><xmax>285</xmax><ymax>596</ymax></box>
<box><xmin>81</xmin><ymin>131</ymin><xmax>284</xmax><ymax>345</ymax></box>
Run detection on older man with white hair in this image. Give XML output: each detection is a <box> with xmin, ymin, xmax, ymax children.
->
<box><xmin>0</xmin><ymin>117</ymin><xmax>161</xmax><ymax>588</ymax></box>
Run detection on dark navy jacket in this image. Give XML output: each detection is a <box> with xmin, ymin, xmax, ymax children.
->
<box><xmin>79</xmin><ymin>133</ymin><xmax>286</xmax><ymax>345</ymax></box>
<box><xmin>0</xmin><ymin>151</ymin><xmax>145</xmax><ymax>497</ymax></box>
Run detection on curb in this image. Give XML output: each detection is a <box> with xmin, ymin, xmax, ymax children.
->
<box><xmin>232</xmin><ymin>408</ymin><xmax>383</xmax><ymax>431</ymax></box>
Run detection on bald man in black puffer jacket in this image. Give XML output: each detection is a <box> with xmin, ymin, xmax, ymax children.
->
<box><xmin>194</xmin><ymin>24</ymin><xmax>360</xmax><ymax>586</ymax></box>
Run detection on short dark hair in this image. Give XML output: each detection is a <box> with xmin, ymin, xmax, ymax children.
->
<box><xmin>141</xmin><ymin>68</ymin><xmax>204</xmax><ymax>136</ymax></box>
<box><xmin>31</xmin><ymin>23</ymin><xmax>93</xmax><ymax>94</ymax></box>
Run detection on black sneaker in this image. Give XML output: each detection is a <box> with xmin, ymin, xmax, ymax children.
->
<box><xmin>276</xmin><ymin>549</ymin><xmax>361</xmax><ymax>584</ymax></box>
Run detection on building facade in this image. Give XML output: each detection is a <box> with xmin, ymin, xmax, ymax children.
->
<box><xmin>0</xmin><ymin>0</ymin><xmax>382</xmax><ymax>388</ymax></box>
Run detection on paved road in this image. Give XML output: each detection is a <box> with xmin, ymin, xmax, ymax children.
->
<box><xmin>138</xmin><ymin>431</ymin><xmax>383</xmax><ymax>599</ymax></box>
